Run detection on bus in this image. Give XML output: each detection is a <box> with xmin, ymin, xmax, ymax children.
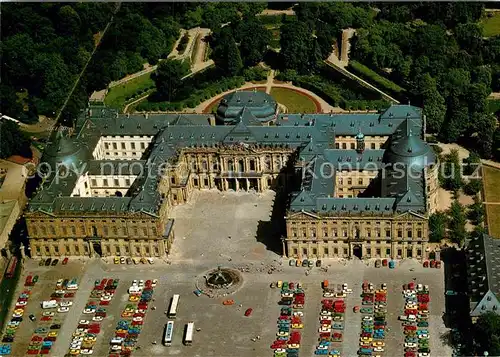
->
<box><xmin>163</xmin><ymin>321</ymin><xmax>174</xmax><ymax>346</ymax></box>
<box><xmin>183</xmin><ymin>322</ymin><xmax>194</xmax><ymax>346</ymax></box>
<box><xmin>4</xmin><ymin>257</ymin><xmax>18</xmax><ymax>278</ymax></box>
<box><xmin>168</xmin><ymin>294</ymin><xmax>180</xmax><ymax>319</ymax></box>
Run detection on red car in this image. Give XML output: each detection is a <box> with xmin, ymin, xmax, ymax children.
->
<box><xmin>27</xmin><ymin>350</ymin><xmax>39</xmax><ymax>355</ymax></box>
<box><xmin>99</xmin><ymin>300</ymin><xmax>110</xmax><ymax>306</ymax></box>
<box><xmin>62</xmin><ymin>257</ymin><xmax>69</xmax><ymax>265</ymax></box>
<box><xmin>405</xmin><ymin>352</ymin><xmax>416</xmax><ymax>357</ymax></box>
<box><xmin>133</xmin><ymin>313</ymin><xmax>145</xmax><ymax>318</ymax></box>
<box><xmin>404</xmin><ymin>325</ymin><xmax>417</xmax><ymax>331</ymax></box>
<box><xmin>31</xmin><ymin>336</ymin><xmax>43</xmax><ymax>342</ymax></box>
<box><xmin>319</xmin><ymin>332</ymin><xmax>330</xmax><ymax>339</ymax></box>
<box><xmin>138</xmin><ymin>304</ymin><xmax>148</xmax><ymax>310</ymax></box>
<box><xmin>25</xmin><ymin>275</ymin><xmax>33</xmax><ymax>286</ymax></box>
<box><xmin>40</xmin><ymin>316</ymin><xmax>52</xmax><ymax>322</ymax></box>
<box><xmin>405</xmin><ymin>309</ymin><xmax>418</xmax><ymax>315</ymax></box>
<box><xmin>131</xmin><ymin>320</ymin><xmax>143</xmax><ymax>326</ymax></box>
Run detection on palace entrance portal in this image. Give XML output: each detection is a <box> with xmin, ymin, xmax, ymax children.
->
<box><xmin>352</xmin><ymin>244</ymin><xmax>362</xmax><ymax>259</ymax></box>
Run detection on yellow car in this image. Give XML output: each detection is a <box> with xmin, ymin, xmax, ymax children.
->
<box><xmin>48</xmin><ymin>331</ymin><xmax>58</xmax><ymax>337</ymax></box>
<box><xmin>114</xmin><ymin>257</ymin><xmax>120</xmax><ymax>264</ymax></box>
<box><xmin>288</xmin><ymin>343</ymin><xmax>300</xmax><ymax>349</ymax></box>
<box><xmin>129</xmin><ymin>295</ymin><xmax>140</xmax><ymax>302</ymax></box>
<box><xmin>292</xmin><ymin>323</ymin><xmax>304</xmax><ymax>329</ymax></box>
<box><xmin>373</xmin><ymin>341</ymin><xmax>385</xmax><ymax>347</ymax></box>
<box><xmin>84</xmin><ymin>336</ymin><xmax>97</xmax><ymax>343</ymax></box>
<box><xmin>116</xmin><ymin>329</ymin><xmax>127</xmax><ymax>334</ymax></box>
<box><xmin>73</xmin><ymin>332</ymin><xmax>85</xmax><ymax>337</ymax></box>
<box><xmin>69</xmin><ymin>349</ymin><xmax>81</xmax><ymax>355</ymax></box>
<box><xmin>360</xmin><ymin>337</ymin><xmax>373</xmax><ymax>343</ymax></box>
<box><xmin>277</xmin><ymin>281</ymin><xmax>283</xmax><ymax>288</ymax></box>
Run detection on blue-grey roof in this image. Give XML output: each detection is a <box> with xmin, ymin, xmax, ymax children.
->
<box><xmin>216</xmin><ymin>91</ymin><xmax>277</xmax><ymax>124</ymax></box>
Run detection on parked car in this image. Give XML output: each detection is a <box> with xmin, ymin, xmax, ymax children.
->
<box><xmin>244</xmin><ymin>308</ymin><xmax>253</xmax><ymax>317</ymax></box>
<box><xmin>62</xmin><ymin>257</ymin><xmax>69</xmax><ymax>265</ymax></box>
<box><xmin>51</xmin><ymin>259</ymin><xmax>59</xmax><ymax>266</ymax></box>
<box><xmin>45</xmin><ymin>258</ymin><xmax>52</xmax><ymax>266</ymax></box>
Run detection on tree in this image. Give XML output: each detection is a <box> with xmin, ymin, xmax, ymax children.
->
<box><xmin>440</xmin><ymin>96</ymin><xmax>468</xmax><ymax>143</ymax></box>
<box><xmin>467</xmin><ymin>196</ymin><xmax>484</xmax><ymax>225</ymax></box>
<box><xmin>470</xmin><ymin>112</ymin><xmax>497</xmax><ymax>158</ymax></box>
<box><xmin>440</xmin><ymin>149</ymin><xmax>463</xmax><ymax>191</ymax></box>
<box><xmin>57</xmin><ymin>5</ymin><xmax>82</xmax><ymax>36</ymax></box>
<box><xmin>233</xmin><ymin>19</ymin><xmax>271</xmax><ymax>66</ymax></box>
<box><xmin>212</xmin><ymin>29</ymin><xmax>242</xmax><ymax>76</ymax></box>
<box><xmin>153</xmin><ymin>59</ymin><xmax>190</xmax><ymax>101</ymax></box>
<box><xmin>429</xmin><ymin>212</ymin><xmax>447</xmax><ymax>242</ymax></box>
<box><xmin>280</xmin><ymin>21</ymin><xmax>312</xmax><ymax>73</ymax></box>
<box><xmin>448</xmin><ymin>200</ymin><xmax>467</xmax><ymax>246</ymax></box>
<box><xmin>415</xmin><ymin>74</ymin><xmax>446</xmax><ymax>133</ymax></box>
<box><xmin>0</xmin><ymin>121</ymin><xmax>31</xmax><ymax>159</ymax></box>
<box><xmin>473</xmin><ymin>312</ymin><xmax>500</xmax><ymax>356</ymax></box>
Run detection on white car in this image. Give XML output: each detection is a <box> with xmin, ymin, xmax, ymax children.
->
<box><xmin>317</xmin><ymin>345</ymin><xmax>328</xmax><ymax>350</ymax></box>
<box><xmin>132</xmin><ymin>280</ymin><xmax>138</xmax><ymax>286</ymax></box>
<box><xmin>81</xmin><ymin>349</ymin><xmax>93</xmax><ymax>355</ymax></box>
<box><xmin>12</xmin><ymin>312</ymin><xmax>23</xmax><ymax>318</ymax></box>
<box><xmin>8</xmin><ymin>321</ymin><xmax>20</xmax><ymax>327</ymax></box>
<box><xmin>320</xmin><ymin>310</ymin><xmax>332</xmax><ymax>316</ymax></box>
<box><xmin>60</xmin><ymin>301</ymin><xmax>73</xmax><ymax>307</ymax></box>
<box><xmin>43</xmin><ymin>311</ymin><xmax>55</xmax><ymax>317</ymax></box>
<box><xmin>374</xmin><ymin>347</ymin><xmax>384</xmax><ymax>352</ymax></box>
<box><xmin>274</xmin><ymin>349</ymin><xmax>286</xmax><ymax>354</ymax></box>
<box><xmin>100</xmin><ymin>296</ymin><xmax>112</xmax><ymax>302</ymax></box>
<box><xmin>55</xmin><ymin>290</ymin><xmax>66</xmax><ymax>294</ymax></box>
<box><xmin>418</xmin><ymin>353</ymin><xmax>430</xmax><ymax>357</ymax></box>
<box><xmin>293</xmin><ymin>311</ymin><xmax>304</xmax><ymax>317</ymax></box>
<box><xmin>281</xmin><ymin>293</ymin><xmax>294</xmax><ymax>299</ymax></box>
<box><xmin>16</xmin><ymin>301</ymin><xmax>27</xmax><ymax>306</ymax></box>
<box><xmin>363</xmin><ymin>316</ymin><xmax>373</xmax><ymax>321</ymax></box>
<box><xmin>111</xmin><ymin>345</ymin><xmax>122</xmax><ymax>351</ymax></box>
<box><xmin>319</xmin><ymin>326</ymin><xmax>331</xmax><ymax>333</ymax></box>
<box><xmin>147</xmin><ymin>258</ymin><xmax>154</xmax><ymax>264</ymax></box>
<box><xmin>138</xmin><ymin>280</ymin><xmax>145</xmax><ymax>286</ymax></box>
<box><xmin>151</xmin><ymin>279</ymin><xmax>158</xmax><ymax>288</ymax></box>
<box><xmin>132</xmin><ymin>317</ymin><xmax>143</xmax><ymax>322</ymax></box>
<box><xmin>76</xmin><ymin>328</ymin><xmax>88</xmax><ymax>333</ymax></box>
<box><xmin>323</xmin><ymin>292</ymin><xmax>335</xmax><ymax>298</ymax></box>
<box><xmin>418</xmin><ymin>333</ymin><xmax>429</xmax><ymax>339</ymax></box>
<box><xmin>342</xmin><ymin>283</ymin><xmax>348</xmax><ymax>290</ymax></box>
<box><xmin>405</xmin><ymin>342</ymin><xmax>418</xmax><ymax>348</ymax></box>
<box><xmin>333</xmin><ymin>315</ymin><xmax>344</xmax><ymax>321</ymax></box>
<box><xmin>78</xmin><ymin>320</ymin><xmax>90</xmax><ymax>325</ymax></box>
<box><xmin>406</xmin><ymin>304</ymin><xmax>418</xmax><ymax>309</ymax></box>
<box><xmin>72</xmin><ymin>337</ymin><xmax>84</xmax><ymax>343</ymax></box>
<box><xmin>83</xmin><ymin>308</ymin><xmax>96</xmax><ymax>314</ymax></box>
<box><xmin>73</xmin><ymin>332</ymin><xmax>85</xmax><ymax>338</ymax></box>
<box><xmin>56</xmin><ymin>279</ymin><xmax>64</xmax><ymax>287</ymax></box>
<box><xmin>92</xmin><ymin>316</ymin><xmax>104</xmax><ymax>322</ymax></box>
<box><xmin>381</xmin><ymin>283</ymin><xmax>387</xmax><ymax>290</ymax></box>
<box><xmin>71</xmin><ymin>342</ymin><xmax>82</xmax><ymax>349</ymax></box>
<box><xmin>319</xmin><ymin>316</ymin><xmax>332</xmax><ymax>322</ymax></box>
<box><xmin>58</xmin><ymin>307</ymin><xmax>70</xmax><ymax>313</ymax></box>
<box><xmin>344</xmin><ymin>288</ymin><xmax>353</xmax><ymax>294</ymax></box>
<box><xmin>417</xmin><ymin>284</ymin><xmax>423</xmax><ymax>291</ymax></box>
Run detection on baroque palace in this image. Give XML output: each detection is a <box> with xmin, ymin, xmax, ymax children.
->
<box><xmin>26</xmin><ymin>91</ymin><xmax>438</xmax><ymax>260</ymax></box>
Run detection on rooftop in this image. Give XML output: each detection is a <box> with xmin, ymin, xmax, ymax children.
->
<box><xmin>28</xmin><ymin>97</ymin><xmax>433</xmax><ymax>217</ymax></box>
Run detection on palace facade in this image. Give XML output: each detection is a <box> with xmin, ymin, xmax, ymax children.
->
<box><xmin>25</xmin><ymin>91</ymin><xmax>438</xmax><ymax>260</ymax></box>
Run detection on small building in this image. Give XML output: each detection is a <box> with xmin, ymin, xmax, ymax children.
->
<box><xmin>467</xmin><ymin>233</ymin><xmax>500</xmax><ymax>321</ymax></box>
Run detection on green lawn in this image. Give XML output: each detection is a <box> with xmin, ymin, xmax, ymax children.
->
<box><xmin>488</xmin><ymin>99</ymin><xmax>500</xmax><ymax>114</ymax></box>
<box><xmin>483</xmin><ymin>165</ymin><xmax>500</xmax><ymax>237</ymax></box>
<box><xmin>482</xmin><ymin>12</ymin><xmax>500</xmax><ymax>37</ymax></box>
<box><xmin>270</xmin><ymin>87</ymin><xmax>318</xmax><ymax>113</ymax></box>
<box><xmin>104</xmin><ymin>72</ymin><xmax>154</xmax><ymax>110</ymax></box>
<box><xmin>349</xmin><ymin>60</ymin><xmax>404</xmax><ymax>94</ymax></box>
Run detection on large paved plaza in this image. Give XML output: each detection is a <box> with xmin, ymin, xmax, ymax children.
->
<box><xmin>5</xmin><ymin>191</ymin><xmax>452</xmax><ymax>357</ymax></box>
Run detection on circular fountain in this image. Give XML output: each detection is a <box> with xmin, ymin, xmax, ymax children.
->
<box><xmin>196</xmin><ymin>266</ymin><xmax>243</xmax><ymax>297</ymax></box>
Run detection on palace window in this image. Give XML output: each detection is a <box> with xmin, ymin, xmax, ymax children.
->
<box><xmin>358</xmin><ymin>178</ymin><xmax>363</xmax><ymax>185</ymax></box>
<box><xmin>351</xmin><ymin>143</ymin><xmax>355</xmax><ymax>149</ymax></box>
<box><xmin>334</xmin><ymin>248</ymin><xmax>338</xmax><ymax>254</ymax></box>
<box><xmin>385</xmin><ymin>229</ymin><xmax>390</xmax><ymax>238</ymax></box>
<box><xmin>417</xmin><ymin>249</ymin><xmax>422</xmax><ymax>256</ymax></box>
<box><xmin>397</xmin><ymin>230</ymin><xmax>402</xmax><ymax>238</ymax></box>
<box><xmin>376</xmin><ymin>248</ymin><xmax>381</xmax><ymax>255</ymax></box>
<box><xmin>417</xmin><ymin>229</ymin><xmax>422</xmax><ymax>238</ymax></box>
<box><xmin>293</xmin><ymin>248</ymin><xmax>298</xmax><ymax>255</ymax></box>
<box><xmin>407</xmin><ymin>230</ymin><xmax>412</xmax><ymax>238</ymax></box>
<box><xmin>366</xmin><ymin>248</ymin><xmax>371</xmax><ymax>255</ymax></box>
<box><xmin>121</xmin><ymin>143</ymin><xmax>126</xmax><ymax>149</ymax></box>
<box><xmin>324</xmin><ymin>247</ymin><xmax>329</xmax><ymax>255</ymax></box>
<box><xmin>302</xmin><ymin>248</ymin><xmax>308</xmax><ymax>255</ymax></box>
<box><xmin>342</xmin><ymin>143</ymin><xmax>347</xmax><ymax>149</ymax></box>
<box><xmin>312</xmin><ymin>248</ymin><xmax>317</xmax><ymax>255</ymax></box>
<box><xmin>113</xmin><ymin>143</ymin><xmax>117</xmax><ymax>149</ymax></box>
<box><xmin>131</xmin><ymin>142</ymin><xmax>136</xmax><ymax>150</ymax></box>
<box><xmin>343</xmin><ymin>248</ymin><xmax>348</xmax><ymax>255</ymax></box>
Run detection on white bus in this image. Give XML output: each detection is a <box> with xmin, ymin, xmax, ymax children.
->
<box><xmin>163</xmin><ymin>321</ymin><xmax>174</xmax><ymax>346</ymax></box>
<box><xmin>168</xmin><ymin>294</ymin><xmax>180</xmax><ymax>319</ymax></box>
<box><xmin>183</xmin><ymin>322</ymin><xmax>194</xmax><ymax>346</ymax></box>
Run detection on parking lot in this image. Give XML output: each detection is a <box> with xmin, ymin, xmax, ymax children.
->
<box><xmin>3</xmin><ymin>191</ymin><xmax>452</xmax><ymax>356</ymax></box>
